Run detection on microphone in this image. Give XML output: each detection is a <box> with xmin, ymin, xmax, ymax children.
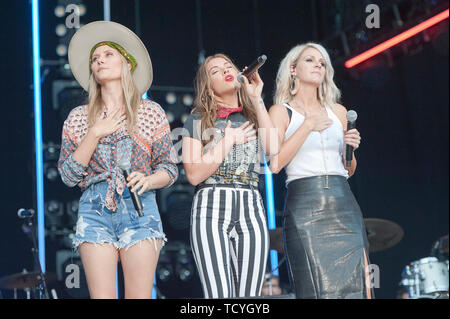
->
<box><xmin>17</xmin><ymin>208</ymin><xmax>35</xmax><ymax>219</ymax></box>
<box><xmin>237</xmin><ymin>55</ymin><xmax>267</xmax><ymax>83</ymax></box>
<box><xmin>118</xmin><ymin>159</ymin><xmax>144</xmax><ymax>217</ymax></box>
<box><xmin>345</xmin><ymin>110</ymin><xmax>358</xmax><ymax>167</ymax></box>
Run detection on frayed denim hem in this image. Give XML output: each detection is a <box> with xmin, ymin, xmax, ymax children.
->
<box><xmin>72</xmin><ymin>240</ymin><xmax>115</xmax><ymax>252</ymax></box>
<box><xmin>73</xmin><ymin>235</ymin><xmax>167</xmax><ymax>253</ymax></box>
<box><xmin>115</xmin><ymin>236</ymin><xmax>167</xmax><ymax>252</ymax></box>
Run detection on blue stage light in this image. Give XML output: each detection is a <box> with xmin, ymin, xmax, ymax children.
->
<box><xmin>31</xmin><ymin>0</ymin><xmax>46</xmax><ymax>273</ymax></box>
<box><xmin>264</xmin><ymin>157</ymin><xmax>279</xmax><ymax>277</ymax></box>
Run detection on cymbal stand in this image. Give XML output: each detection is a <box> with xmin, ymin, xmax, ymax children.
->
<box><xmin>22</xmin><ymin>216</ymin><xmax>50</xmax><ymax>299</ymax></box>
<box><xmin>266</xmin><ymin>256</ymin><xmax>287</xmax><ymax>296</ymax></box>
<box><xmin>264</xmin><ymin>273</ymin><xmax>274</xmax><ymax>296</ymax></box>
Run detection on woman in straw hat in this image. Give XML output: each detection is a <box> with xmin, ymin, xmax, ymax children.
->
<box><xmin>58</xmin><ymin>21</ymin><xmax>178</xmax><ymax>299</ymax></box>
<box><xmin>269</xmin><ymin>43</ymin><xmax>372</xmax><ymax>299</ymax></box>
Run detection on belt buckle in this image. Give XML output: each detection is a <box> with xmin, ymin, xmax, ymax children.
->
<box><xmin>323</xmin><ymin>175</ymin><xmax>330</xmax><ymax>189</ymax></box>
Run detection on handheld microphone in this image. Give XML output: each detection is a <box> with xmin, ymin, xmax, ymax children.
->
<box><xmin>345</xmin><ymin>110</ymin><xmax>358</xmax><ymax>167</ymax></box>
<box><xmin>118</xmin><ymin>159</ymin><xmax>144</xmax><ymax>217</ymax></box>
<box><xmin>17</xmin><ymin>208</ymin><xmax>35</xmax><ymax>219</ymax></box>
<box><xmin>237</xmin><ymin>55</ymin><xmax>267</xmax><ymax>83</ymax></box>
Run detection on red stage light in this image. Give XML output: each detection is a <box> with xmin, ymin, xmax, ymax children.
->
<box><xmin>345</xmin><ymin>9</ymin><xmax>449</xmax><ymax>68</ymax></box>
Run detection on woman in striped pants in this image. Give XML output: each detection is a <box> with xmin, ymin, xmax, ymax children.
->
<box><xmin>182</xmin><ymin>54</ymin><xmax>279</xmax><ymax>298</ymax></box>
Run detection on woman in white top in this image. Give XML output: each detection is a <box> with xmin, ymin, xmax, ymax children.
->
<box><xmin>269</xmin><ymin>43</ymin><xmax>372</xmax><ymax>299</ymax></box>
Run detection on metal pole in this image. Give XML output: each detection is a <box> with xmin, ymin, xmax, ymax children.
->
<box><xmin>103</xmin><ymin>0</ymin><xmax>111</xmax><ymax>21</ymax></box>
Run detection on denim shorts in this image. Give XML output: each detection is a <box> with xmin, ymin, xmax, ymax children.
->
<box><xmin>73</xmin><ymin>181</ymin><xmax>166</xmax><ymax>251</ymax></box>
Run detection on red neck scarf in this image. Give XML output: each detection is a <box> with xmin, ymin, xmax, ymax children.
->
<box><xmin>216</xmin><ymin>105</ymin><xmax>243</xmax><ymax>119</ymax></box>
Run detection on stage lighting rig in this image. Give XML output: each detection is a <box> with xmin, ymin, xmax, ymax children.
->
<box><xmin>322</xmin><ymin>0</ymin><xmax>449</xmax><ymax>69</ymax></box>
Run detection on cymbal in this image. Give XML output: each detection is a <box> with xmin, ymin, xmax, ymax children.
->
<box><xmin>269</xmin><ymin>227</ymin><xmax>284</xmax><ymax>254</ymax></box>
<box><xmin>364</xmin><ymin>218</ymin><xmax>404</xmax><ymax>253</ymax></box>
<box><xmin>0</xmin><ymin>271</ymin><xmax>57</xmax><ymax>290</ymax></box>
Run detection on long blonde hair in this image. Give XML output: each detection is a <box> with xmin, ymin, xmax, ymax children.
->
<box><xmin>274</xmin><ymin>42</ymin><xmax>341</xmax><ymax>107</ymax></box>
<box><xmin>87</xmin><ymin>54</ymin><xmax>141</xmax><ymax>130</ymax></box>
<box><xmin>192</xmin><ymin>53</ymin><xmax>258</xmax><ymax>145</ymax></box>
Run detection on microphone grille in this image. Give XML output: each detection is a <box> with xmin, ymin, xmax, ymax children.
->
<box><xmin>118</xmin><ymin>158</ymin><xmax>131</xmax><ymax>171</ymax></box>
<box><xmin>346</xmin><ymin>110</ymin><xmax>358</xmax><ymax>122</ymax></box>
<box><xmin>259</xmin><ymin>55</ymin><xmax>267</xmax><ymax>62</ymax></box>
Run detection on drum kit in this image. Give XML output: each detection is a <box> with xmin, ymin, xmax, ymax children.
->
<box><xmin>268</xmin><ymin>218</ymin><xmax>449</xmax><ymax>299</ymax></box>
<box><xmin>399</xmin><ymin>234</ymin><xmax>449</xmax><ymax>299</ymax></box>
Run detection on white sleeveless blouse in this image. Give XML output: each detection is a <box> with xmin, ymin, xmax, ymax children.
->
<box><xmin>283</xmin><ymin>103</ymin><xmax>349</xmax><ymax>186</ymax></box>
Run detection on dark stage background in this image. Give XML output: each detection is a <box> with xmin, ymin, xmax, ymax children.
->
<box><xmin>0</xmin><ymin>0</ymin><xmax>448</xmax><ymax>299</ymax></box>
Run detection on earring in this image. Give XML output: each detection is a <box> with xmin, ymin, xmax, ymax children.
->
<box><xmin>290</xmin><ymin>74</ymin><xmax>298</xmax><ymax>95</ymax></box>
<box><xmin>289</xmin><ymin>65</ymin><xmax>298</xmax><ymax>95</ymax></box>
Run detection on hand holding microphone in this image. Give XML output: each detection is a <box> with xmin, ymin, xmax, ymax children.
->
<box><xmin>237</xmin><ymin>55</ymin><xmax>267</xmax><ymax>82</ymax></box>
<box><xmin>344</xmin><ymin>110</ymin><xmax>361</xmax><ymax>167</ymax></box>
<box><xmin>238</xmin><ymin>55</ymin><xmax>267</xmax><ymax>101</ymax></box>
<box><xmin>118</xmin><ymin>159</ymin><xmax>145</xmax><ymax>217</ymax></box>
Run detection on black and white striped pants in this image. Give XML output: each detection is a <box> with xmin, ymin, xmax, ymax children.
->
<box><xmin>190</xmin><ymin>185</ymin><xmax>270</xmax><ymax>298</ymax></box>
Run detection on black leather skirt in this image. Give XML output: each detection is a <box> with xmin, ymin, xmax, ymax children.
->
<box><xmin>283</xmin><ymin>175</ymin><xmax>371</xmax><ymax>299</ymax></box>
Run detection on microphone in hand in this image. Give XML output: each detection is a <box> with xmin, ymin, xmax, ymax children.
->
<box><xmin>237</xmin><ymin>55</ymin><xmax>267</xmax><ymax>83</ymax></box>
<box><xmin>118</xmin><ymin>159</ymin><xmax>144</xmax><ymax>217</ymax></box>
<box><xmin>345</xmin><ymin>110</ymin><xmax>358</xmax><ymax>167</ymax></box>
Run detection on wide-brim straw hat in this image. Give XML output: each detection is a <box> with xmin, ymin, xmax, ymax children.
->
<box><xmin>68</xmin><ymin>21</ymin><xmax>153</xmax><ymax>95</ymax></box>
